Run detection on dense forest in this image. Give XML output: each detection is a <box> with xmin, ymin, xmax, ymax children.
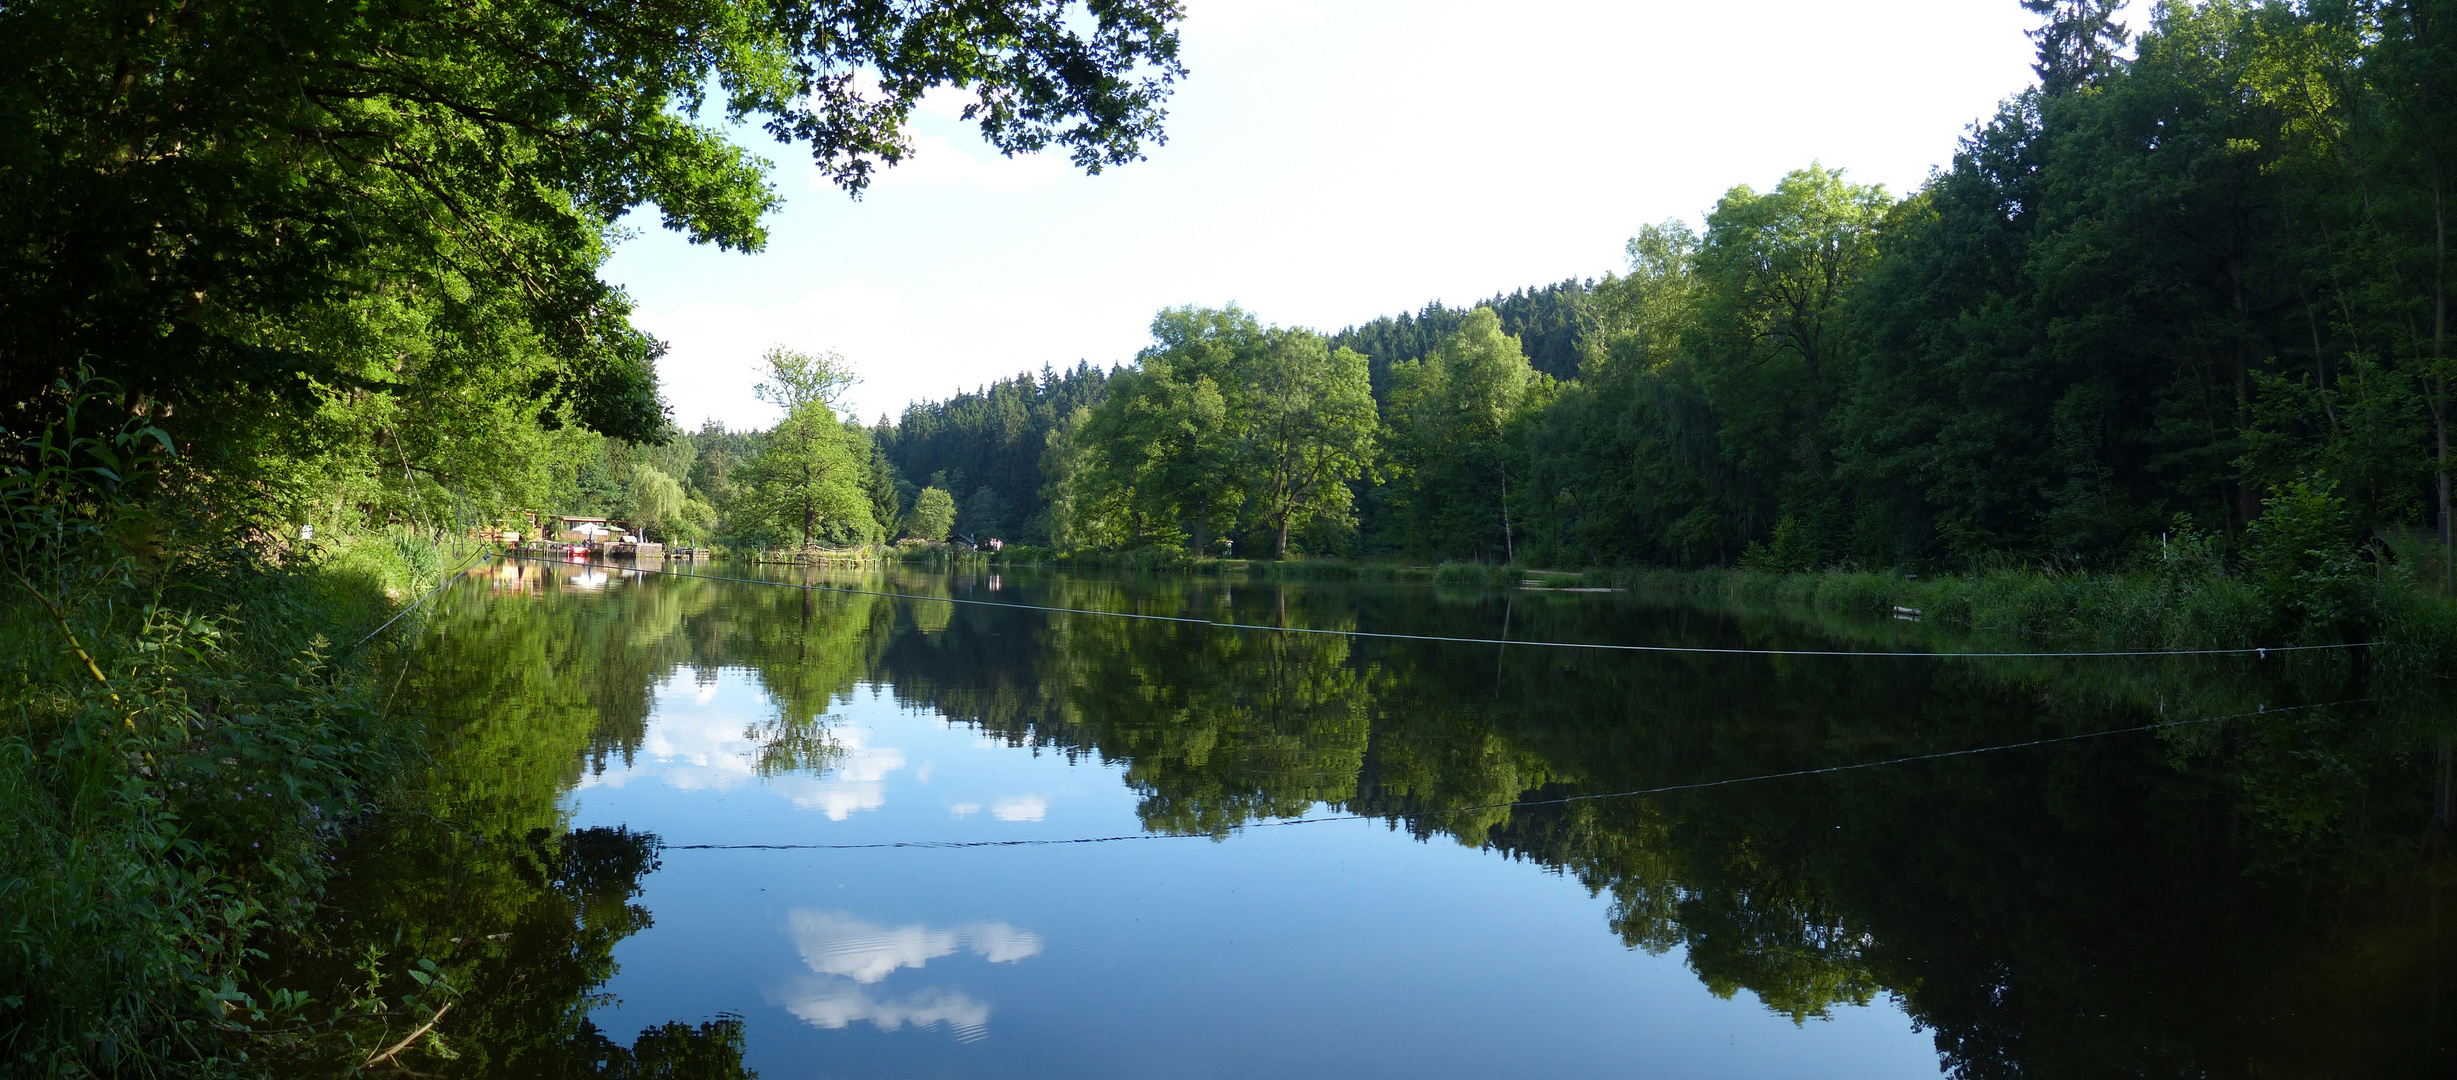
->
<box><xmin>1329</xmin><ymin>278</ymin><xmax>1593</xmax><ymax>391</ymax></box>
<box><xmin>0</xmin><ymin>0</ymin><xmax>1184</xmax><ymax>1072</ymax></box>
<box><xmin>871</xmin><ymin>363</ymin><xmax>1113</xmax><ymax>543</ymax></box>
<box><xmin>845</xmin><ymin>0</ymin><xmax>2457</xmax><ymax>583</ymax></box>
<box><xmin>36</xmin><ymin>0</ymin><xmax>2442</xmax><ymax>583</ymax></box>
<box><xmin>8</xmin><ymin>0</ymin><xmax>2457</xmax><ymax>1072</ymax></box>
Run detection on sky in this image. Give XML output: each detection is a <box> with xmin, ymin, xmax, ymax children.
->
<box><xmin>605</xmin><ymin>0</ymin><xmax>2057</xmax><ymax>432</ymax></box>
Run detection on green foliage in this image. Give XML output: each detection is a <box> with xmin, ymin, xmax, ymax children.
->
<box><xmin>733</xmin><ymin>413</ymin><xmax>876</xmax><ymax>550</ymax></box>
<box><xmin>753</xmin><ymin>347</ymin><xmax>858</xmax><ymax>417</ymax></box>
<box><xmin>1243</xmin><ymin>334</ymin><xmax>1378</xmax><ymax>557</ymax></box>
<box><xmin>1377</xmin><ymin>308</ymin><xmax>1542</xmax><ymax>561</ymax></box>
<box><xmin>873</xmin><ymin>363</ymin><xmax>1112</xmax><ymax>545</ymax></box>
<box><xmin>1054</xmin><ymin>306</ymin><xmax>1386</xmax><ymax>559</ymax></box>
<box><xmin>1329</xmin><ymin>278</ymin><xmax>1596</xmax><ymax>392</ymax></box>
<box><xmin>0</xmin><ymin>0</ymin><xmax>1197</xmax><ymax>1070</ymax></box>
<box><xmin>1075</xmin><ymin>307</ymin><xmax>1253</xmax><ymax>553</ymax></box>
<box><xmin>728</xmin><ymin>347</ymin><xmax>878</xmax><ymax>548</ymax></box>
<box><xmin>956</xmin><ymin>2</ymin><xmax>2457</xmax><ymax>616</ymax></box>
<box><xmin>1431</xmin><ymin>561</ymin><xmax>1525</xmax><ymax>587</ymax></box>
<box><xmin>906</xmin><ymin>486</ymin><xmax>958</xmax><ymax>543</ymax></box>
<box><xmin>0</xmin><ymin>375</ymin><xmax>430</xmax><ymax>1076</ymax></box>
<box><xmin>623</xmin><ymin>467</ymin><xmax>688</xmax><ymax>544</ymax></box>
<box><xmin>0</xmin><ymin>0</ymin><xmax>1186</xmax><ymax>472</ymax></box>
<box><xmin>1740</xmin><ymin>517</ymin><xmax>1819</xmax><ymax>573</ymax></box>
<box><xmin>0</xmin><ymin>0</ymin><xmax>1188</xmax><ymax>578</ymax></box>
<box><xmin>2242</xmin><ymin>478</ymin><xmax>2369</xmax><ymax>639</ymax></box>
<box><xmin>837</xmin><ymin>563</ymin><xmax>2446</xmax><ymax>1063</ymax></box>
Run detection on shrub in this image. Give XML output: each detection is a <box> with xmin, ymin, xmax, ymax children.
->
<box><xmin>1740</xmin><ymin>517</ymin><xmax>1818</xmax><ymax>573</ymax></box>
<box><xmin>1</xmin><ymin>374</ymin><xmax>430</xmax><ymax>1074</ymax></box>
<box><xmin>2242</xmin><ymin>478</ymin><xmax>2369</xmax><ymax>640</ymax></box>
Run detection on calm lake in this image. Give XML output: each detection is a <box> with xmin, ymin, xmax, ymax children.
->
<box><xmin>294</xmin><ymin>556</ymin><xmax>2453</xmax><ymax>1078</ymax></box>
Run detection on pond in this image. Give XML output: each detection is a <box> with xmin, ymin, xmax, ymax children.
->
<box><xmin>284</xmin><ymin>557</ymin><xmax>2454</xmax><ymax>1078</ymax></box>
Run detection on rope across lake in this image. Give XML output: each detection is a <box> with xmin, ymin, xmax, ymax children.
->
<box><xmin>660</xmin><ymin>699</ymin><xmax>2363</xmax><ymax>851</ymax></box>
<box><xmin>515</xmin><ymin>552</ymin><xmax>2376</xmax><ymax>661</ymax></box>
<box><xmin>354</xmin><ymin>548</ymin><xmax>492</xmax><ymax>647</ymax></box>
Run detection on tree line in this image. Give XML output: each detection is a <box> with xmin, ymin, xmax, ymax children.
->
<box><xmin>851</xmin><ymin>1</ymin><xmax>2457</xmax><ymax>581</ymax></box>
<box><xmin>0</xmin><ymin>0</ymin><xmax>1184</xmax><ymax>1071</ymax></box>
<box><xmin>44</xmin><ymin>0</ymin><xmax>2450</xmax><ymax>583</ymax></box>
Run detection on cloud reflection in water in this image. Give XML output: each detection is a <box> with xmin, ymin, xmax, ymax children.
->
<box><xmin>770</xmin><ymin>909</ymin><xmax>1045</xmax><ymax>1044</ymax></box>
<box><xmin>771</xmin><ymin>981</ymin><xmax>994</xmax><ymax>1043</ymax></box>
<box><xmin>990</xmin><ymin>795</ymin><xmax>1047</xmax><ymax>822</ymax></box>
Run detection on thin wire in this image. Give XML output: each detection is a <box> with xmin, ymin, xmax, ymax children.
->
<box><xmin>520</xmin><ymin>554</ymin><xmax>2377</xmax><ymax>661</ymax></box>
<box><xmin>354</xmin><ymin>549</ymin><xmax>489</xmax><ymax>647</ymax></box>
<box><xmin>663</xmin><ymin>699</ymin><xmax>2362</xmax><ymax>851</ymax></box>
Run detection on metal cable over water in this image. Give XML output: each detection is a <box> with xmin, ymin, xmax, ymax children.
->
<box><xmin>658</xmin><ymin>699</ymin><xmax>2365</xmax><ymax>851</ymax></box>
<box><xmin>524</xmin><ymin>553</ymin><xmax>2378</xmax><ymax>660</ymax></box>
<box><xmin>354</xmin><ymin>549</ymin><xmax>491</xmax><ymax>647</ymax></box>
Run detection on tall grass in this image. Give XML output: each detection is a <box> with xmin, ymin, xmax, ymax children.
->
<box><xmin>1600</xmin><ymin>563</ymin><xmax>2453</xmax><ymax>662</ymax></box>
<box><xmin>2</xmin><ymin>384</ymin><xmax>454</xmax><ymax>1075</ymax></box>
<box><xmin>0</xmin><ymin>536</ymin><xmax>465</xmax><ymax>1076</ymax></box>
<box><xmin>983</xmin><ymin>547</ymin><xmax>1481</xmax><ymax>584</ymax></box>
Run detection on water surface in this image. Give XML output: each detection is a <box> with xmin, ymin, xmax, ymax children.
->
<box><xmin>302</xmin><ymin>558</ymin><xmax>2454</xmax><ymax>1078</ymax></box>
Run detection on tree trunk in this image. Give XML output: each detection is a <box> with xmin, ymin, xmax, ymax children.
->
<box><xmin>2437</xmin><ymin>171</ymin><xmax>2450</xmax><ymax>591</ymax></box>
<box><xmin>2435</xmin><ymin>738</ymin><xmax>2454</xmax><ymax>830</ymax></box>
<box><xmin>2234</xmin><ymin>266</ymin><xmax>2262</xmax><ymax>530</ymax></box>
<box><xmin>1276</xmin><ymin>512</ymin><xmax>1292</xmax><ymax>559</ymax></box>
<box><xmin>1498</xmin><ymin>461</ymin><xmax>1514</xmax><ymax>564</ymax></box>
<box><xmin>800</xmin><ymin>462</ymin><xmax>815</xmax><ymax>549</ymax></box>
<box><xmin>2427</xmin><ymin>395</ymin><xmax>2447</xmax><ymax>586</ymax></box>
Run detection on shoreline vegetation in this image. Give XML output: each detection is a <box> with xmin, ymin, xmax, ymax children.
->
<box><xmin>2</xmin><ymin>503</ymin><xmax>466</xmax><ymax>1072</ymax></box>
<box><xmin>978</xmin><ymin>549</ymin><xmax>2457</xmax><ymax>662</ymax></box>
<box><xmin>6</xmin><ymin>0</ymin><xmax>1185</xmax><ymax>1058</ymax></box>
<box><xmin>8</xmin><ymin>0</ymin><xmax>2457</xmax><ymax>1075</ymax></box>
<box><xmin>6</xmin><ymin>495</ymin><xmax>2448</xmax><ymax>1076</ymax></box>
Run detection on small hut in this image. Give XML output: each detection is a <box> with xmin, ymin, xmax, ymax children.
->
<box><xmin>557</xmin><ymin>516</ymin><xmax>615</xmax><ymax>543</ymax></box>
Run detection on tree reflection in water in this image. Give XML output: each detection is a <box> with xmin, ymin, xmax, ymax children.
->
<box><xmin>285</xmin><ymin>559</ymin><xmax>2453</xmax><ymax>1077</ymax></box>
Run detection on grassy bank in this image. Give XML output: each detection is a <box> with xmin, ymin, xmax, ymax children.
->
<box><xmin>981</xmin><ymin>538</ymin><xmax>2454</xmax><ymax>672</ymax></box>
<box><xmin>1596</xmin><ymin>564</ymin><xmax>2456</xmax><ymax>664</ymax></box>
<box><xmin>1</xmin><ymin>518</ymin><xmax>467</xmax><ymax>1076</ymax></box>
<box><xmin>984</xmin><ymin>546</ymin><xmax>1538</xmax><ymax>584</ymax></box>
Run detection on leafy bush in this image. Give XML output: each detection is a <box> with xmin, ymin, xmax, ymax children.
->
<box><xmin>1</xmin><ymin>374</ymin><xmax>429</xmax><ymax>1075</ymax></box>
<box><xmin>1740</xmin><ymin>517</ymin><xmax>1818</xmax><ymax>573</ymax></box>
<box><xmin>2240</xmin><ymin>479</ymin><xmax>2370</xmax><ymax>640</ymax></box>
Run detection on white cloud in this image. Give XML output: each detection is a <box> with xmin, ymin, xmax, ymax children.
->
<box><xmin>990</xmin><ymin>795</ymin><xmax>1047</xmax><ymax>822</ymax></box>
<box><xmin>772</xmin><ymin>910</ymin><xmax>1045</xmax><ymax>1042</ymax></box>
<box><xmin>785</xmin><ymin>909</ymin><xmax>1046</xmax><ymax>984</ymax></box>
<box><xmin>948</xmin><ymin>801</ymin><xmax>982</xmax><ymax>818</ymax></box>
<box><xmin>577</xmin><ymin>673</ymin><xmax>765</xmax><ymax>792</ymax></box>
<box><xmin>763</xmin><ymin>725</ymin><xmax>908</xmax><ymax>819</ymax></box>
<box><xmin>771</xmin><ymin>980</ymin><xmax>993</xmax><ymax>1043</ymax></box>
<box><xmin>788</xmin><ymin>910</ymin><xmax>961</xmax><ymax>983</ymax></box>
<box><xmin>769</xmin><ymin>779</ymin><xmax>888</xmax><ymax>820</ymax></box>
<box><xmin>576</xmin><ymin>688</ymin><xmax>911</xmax><ymax>819</ymax></box>
<box><xmin>965</xmin><ymin>922</ymin><xmax>1046</xmax><ymax>964</ymax></box>
<box><xmin>829</xmin><ymin>729</ymin><xmax>909</xmax><ymax>783</ymax></box>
